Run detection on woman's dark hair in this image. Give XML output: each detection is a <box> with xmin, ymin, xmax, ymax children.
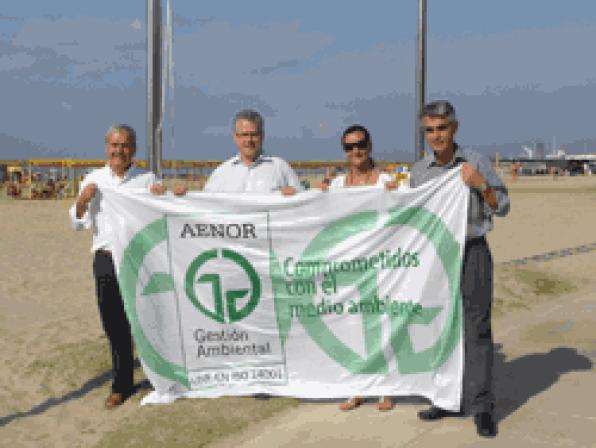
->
<box><xmin>341</xmin><ymin>124</ymin><xmax>371</xmax><ymax>146</ymax></box>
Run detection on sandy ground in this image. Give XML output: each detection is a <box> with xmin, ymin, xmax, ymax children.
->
<box><xmin>0</xmin><ymin>175</ymin><xmax>595</xmax><ymax>447</ymax></box>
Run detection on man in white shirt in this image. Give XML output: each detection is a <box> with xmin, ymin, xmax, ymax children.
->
<box><xmin>69</xmin><ymin>124</ymin><xmax>164</xmax><ymax>409</ymax></box>
<box><xmin>204</xmin><ymin>110</ymin><xmax>299</xmax><ymax>402</ymax></box>
<box><xmin>203</xmin><ymin>109</ymin><xmax>301</xmax><ymax>194</ymax></box>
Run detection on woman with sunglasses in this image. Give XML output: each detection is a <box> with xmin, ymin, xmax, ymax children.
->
<box><xmin>322</xmin><ymin>124</ymin><xmax>396</xmax><ymax>411</ymax></box>
<box><xmin>322</xmin><ymin>125</ymin><xmax>395</xmax><ymax>190</ymax></box>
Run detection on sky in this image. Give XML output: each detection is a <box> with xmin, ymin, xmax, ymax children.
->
<box><xmin>1</xmin><ymin>1</ymin><xmax>596</xmax><ymax>161</ymax></box>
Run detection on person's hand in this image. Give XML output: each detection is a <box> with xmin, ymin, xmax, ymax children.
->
<box><xmin>172</xmin><ymin>185</ymin><xmax>188</xmax><ymax>196</ymax></box>
<box><xmin>384</xmin><ymin>181</ymin><xmax>398</xmax><ymax>191</ymax></box>
<box><xmin>280</xmin><ymin>186</ymin><xmax>297</xmax><ymax>196</ymax></box>
<box><xmin>462</xmin><ymin>162</ymin><xmax>498</xmax><ymax>209</ymax></box>
<box><xmin>150</xmin><ymin>184</ymin><xmax>167</xmax><ymax>195</ymax></box>
<box><xmin>79</xmin><ymin>183</ymin><xmax>98</xmax><ymax>203</ymax></box>
<box><xmin>461</xmin><ymin>163</ymin><xmax>485</xmax><ymax>189</ymax></box>
<box><xmin>76</xmin><ymin>183</ymin><xmax>97</xmax><ymax>218</ymax></box>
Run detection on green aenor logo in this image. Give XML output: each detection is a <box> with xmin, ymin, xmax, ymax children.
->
<box><xmin>270</xmin><ymin>207</ymin><xmax>462</xmax><ymax>375</ymax></box>
<box><xmin>185</xmin><ymin>248</ymin><xmax>261</xmax><ymax>323</ymax></box>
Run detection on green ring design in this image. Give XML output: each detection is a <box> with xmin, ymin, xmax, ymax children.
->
<box><xmin>274</xmin><ymin>207</ymin><xmax>462</xmax><ymax>374</ymax></box>
<box><xmin>385</xmin><ymin>207</ymin><xmax>462</xmax><ymax>373</ymax></box>
<box><xmin>185</xmin><ymin>248</ymin><xmax>261</xmax><ymax>323</ymax></box>
<box><xmin>119</xmin><ymin>217</ymin><xmax>190</xmax><ymax>388</ymax></box>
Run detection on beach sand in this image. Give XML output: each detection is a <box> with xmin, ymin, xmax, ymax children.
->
<box><xmin>0</xmin><ymin>175</ymin><xmax>595</xmax><ymax>447</ymax></box>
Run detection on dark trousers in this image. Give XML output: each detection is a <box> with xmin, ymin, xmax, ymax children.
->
<box><xmin>460</xmin><ymin>237</ymin><xmax>494</xmax><ymax>414</ymax></box>
<box><xmin>93</xmin><ymin>251</ymin><xmax>134</xmax><ymax>395</ymax></box>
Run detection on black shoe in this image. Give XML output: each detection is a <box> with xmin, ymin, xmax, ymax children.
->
<box><xmin>474</xmin><ymin>412</ymin><xmax>497</xmax><ymax>438</ymax></box>
<box><xmin>418</xmin><ymin>406</ymin><xmax>464</xmax><ymax>421</ymax></box>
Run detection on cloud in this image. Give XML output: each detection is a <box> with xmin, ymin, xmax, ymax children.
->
<box><xmin>427</xmin><ymin>23</ymin><xmax>596</xmax><ymax>94</ymax></box>
<box><xmin>0</xmin><ymin>72</ymin><xmax>146</xmax><ymax>158</ymax></box>
<box><xmin>8</xmin><ymin>16</ymin><xmax>145</xmax><ymax>84</ymax></box>
<box><xmin>2</xmin><ymin>15</ymin><xmax>596</xmax><ymax>161</ymax></box>
<box><xmin>0</xmin><ymin>38</ymin><xmax>72</xmax><ymax>79</ymax></box>
<box><xmin>250</xmin><ymin>59</ymin><xmax>301</xmax><ymax>75</ymax></box>
<box><xmin>0</xmin><ymin>132</ymin><xmax>48</xmax><ymax>159</ymax></box>
<box><xmin>174</xmin><ymin>21</ymin><xmax>334</xmax><ymax>90</ymax></box>
<box><xmin>172</xmin><ymin>15</ymin><xmax>215</xmax><ymax>28</ymax></box>
<box><xmin>0</xmin><ymin>14</ymin><xmax>23</xmax><ymax>23</ymax></box>
<box><xmin>167</xmin><ymin>22</ymin><xmax>596</xmax><ymax>144</ymax></box>
<box><xmin>0</xmin><ymin>52</ymin><xmax>35</xmax><ymax>72</ymax></box>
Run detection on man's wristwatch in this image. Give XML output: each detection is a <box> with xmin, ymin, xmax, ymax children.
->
<box><xmin>477</xmin><ymin>181</ymin><xmax>489</xmax><ymax>194</ymax></box>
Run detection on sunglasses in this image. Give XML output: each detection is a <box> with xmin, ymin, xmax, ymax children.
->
<box><xmin>343</xmin><ymin>139</ymin><xmax>369</xmax><ymax>152</ymax></box>
<box><xmin>424</xmin><ymin>124</ymin><xmax>450</xmax><ymax>133</ymax></box>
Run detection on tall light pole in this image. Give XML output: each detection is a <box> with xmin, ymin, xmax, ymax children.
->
<box><xmin>415</xmin><ymin>0</ymin><xmax>427</xmax><ymax>161</ymax></box>
<box><xmin>147</xmin><ymin>0</ymin><xmax>162</xmax><ymax>177</ymax></box>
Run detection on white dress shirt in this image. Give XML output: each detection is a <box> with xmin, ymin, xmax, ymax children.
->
<box><xmin>203</xmin><ymin>154</ymin><xmax>302</xmax><ymax>193</ymax></box>
<box><xmin>69</xmin><ymin>164</ymin><xmax>157</xmax><ymax>252</ymax></box>
<box><xmin>329</xmin><ymin>172</ymin><xmax>393</xmax><ymax>189</ymax></box>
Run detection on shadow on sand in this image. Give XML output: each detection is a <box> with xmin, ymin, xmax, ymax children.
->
<box><xmin>493</xmin><ymin>345</ymin><xmax>593</xmax><ymax>422</ymax></box>
<box><xmin>303</xmin><ymin>345</ymin><xmax>594</xmax><ymax>417</ymax></box>
<box><xmin>0</xmin><ymin>360</ymin><xmax>150</xmax><ymax>428</ymax></box>
<box><xmin>2</xmin><ymin>347</ymin><xmax>591</xmax><ymax>427</ymax></box>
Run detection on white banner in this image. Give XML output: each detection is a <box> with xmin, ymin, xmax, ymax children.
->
<box><xmin>104</xmin><ymin>168</ymin><xmax>468</xmax><ymax>410</ymax></box>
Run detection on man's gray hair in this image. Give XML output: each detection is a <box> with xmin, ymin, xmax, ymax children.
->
<box><xmin>420</xmin><ymin>100</ymin><xmax>457</xmax><ymax>123</ymax></box>
<box><xmin>232</xmin><ymin>109</ymin><xmax>264</xmax><ymax>135</ymax></box>
<box><xmin>105</xmin><ymin>124</ymin><xmax>137</xmax><ymax>147</ymax></box>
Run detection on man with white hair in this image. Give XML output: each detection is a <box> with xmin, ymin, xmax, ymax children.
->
<box><xmin>70</xmin><ymin>124</ymin><xmax>164</xmax><ymax>409</ymax></box>
<box><xmin>411</xmin><ymin>101</ymin><xmax>510</xmax><ymax>437</ymax></box>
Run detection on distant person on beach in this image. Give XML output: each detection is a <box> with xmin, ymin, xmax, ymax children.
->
<box><xmin>322</xmin><ymin>124</ymin><xmax>395</xmax><ymax>412</ymax></box>
<box><xmin>69</xmin><ymin>124</ymin><xmax>164</xmax><ymax>409</ymax></box>
<box><xmin>202</xmin><ymin>109</ymin><xmax>301</xmax><ymax>195</ymax></box>
<box><xmin>550</xmin><ymin>166</ymin><xmax>558</xmax><ymax>180</ymax></box>
<box><xmin>410</xmin><ymin>101</ymin><xmax>510</xmax><ymax>438</ymax></box>
<box><xmin>510</xmin><ymin>162</ymin><xmax>519</xmax><ymax>181</ymax></box>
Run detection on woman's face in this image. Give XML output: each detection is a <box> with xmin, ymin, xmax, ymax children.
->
<box><xmin>343</xmin><ymin>130</ymin><xmax>371</xmax><ymax>169</ymax></box>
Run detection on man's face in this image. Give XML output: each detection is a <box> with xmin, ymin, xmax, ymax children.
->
<box><xmin>233</xmin><ymin>119</ymin><xmax>262</xmax><ymax>162</ymax></box>
<box><xmin>343</xmin><ymin>130</ymin><xmax>370</xmax><ymax>168</ymax></box>
<box><xmin>106</xmin><ymin>131</ymin><xmax>136</xmax><ymax>172</ymax></box>
<box><xmin>423</xmin><ymin>115</ymin><xmax>458</xmax><ymax>157</ymax></box>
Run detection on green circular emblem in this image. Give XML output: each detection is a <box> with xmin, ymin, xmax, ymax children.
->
<box><xmin>185</xmin><ymin>248</ymin><xmax>261</xmax><ymax>323</ymax></box>
<box><xmin>270</xmin><ymin>207</ymin><xmax>462</xmax><ymax>375</ymax></box>
<box><xmin>118</xmin><ymin>217</ymin><xmax>189</xmax><ymax>387</ymax></box>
